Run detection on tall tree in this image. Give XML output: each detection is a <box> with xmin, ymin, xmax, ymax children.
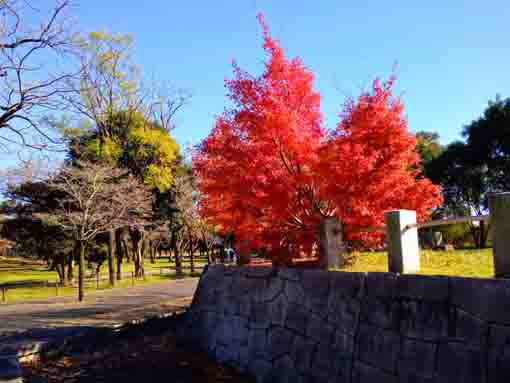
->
<box><xmin>463</xmin><ymin>96</ymin><xmax>510</xmax><ymax>191</ymax></box>
<box><xmin>428</xmin><ymin>142</ymin><xmax>490</xmax><ymax>248</ymax></box>
<box><xmin>64</xmin><ymin>30</ymin><xmax>184</xmax><ymax>281</ymax></box>
<box><xmin>194</xmin><ymin>15</ymin><xmax>442</xmax><ymax>262</ymax></box>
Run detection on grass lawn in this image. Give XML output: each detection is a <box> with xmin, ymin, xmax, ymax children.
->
<box><xmin>340</xmin><ymin>248</ymin><xmax>494</xmax><ymax>278</ymax></box>
<box><xmin>1</xmin><ymin>272</ymin><xmax>202</xmax><ymax>303</ymax></box>
<box><xmin>0</xmin><ymin>255</ymin><xmax>204</xmax><ymax>303</ymax></box>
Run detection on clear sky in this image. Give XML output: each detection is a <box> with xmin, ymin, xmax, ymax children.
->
<box><xmin>9</xmin><ymin>0</ymin><xmax>510</xmax><ymax>163</ymax></box>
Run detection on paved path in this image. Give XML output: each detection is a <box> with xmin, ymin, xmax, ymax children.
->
<box><xmin>0</xmin><ymin>278</ymin><xmax>198</xmax><ymax>335</ymax></box>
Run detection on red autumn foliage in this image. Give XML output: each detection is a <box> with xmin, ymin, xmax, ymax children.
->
<box><xmin>193</xmin><ymin>15</ymin><xmax>442</xmax><ymax>260</ymax></box>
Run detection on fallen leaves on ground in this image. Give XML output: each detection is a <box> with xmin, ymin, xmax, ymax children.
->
<box><xmin>22</xmin><ymin>328</ymin><xmax>254</xmax><ymax>383</ymax></box>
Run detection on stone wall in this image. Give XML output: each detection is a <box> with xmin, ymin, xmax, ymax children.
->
<box><xmin>179</xmin><ymin>265</ymin><xmax>510</xmax><ymax>383</ymax></box>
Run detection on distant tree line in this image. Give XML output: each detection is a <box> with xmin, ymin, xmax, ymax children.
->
<box><xmin>417</xmin><ymin>96</ymin><xmax>510</xmax><ymax>248</ymax></box>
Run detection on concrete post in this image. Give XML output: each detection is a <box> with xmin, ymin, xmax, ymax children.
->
<box><xmin>385</xmin><ymin>210</ymin><xmax>420</xmax><ymax>274</ymax></box>
<box><xmin>489</xmin><ymin>193</ymin><xmax>510</xmax><ymax>278</ymax></box>
<box><xmin>319</xmin><ymin>217</ymin><xmax>345</xmax><ymax>269</ymax></box>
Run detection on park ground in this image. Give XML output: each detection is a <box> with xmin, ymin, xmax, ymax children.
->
<box><xmin>0</xmin><ymin>256</ymin><xmax>205</xmax><ymax>303</ymax></box>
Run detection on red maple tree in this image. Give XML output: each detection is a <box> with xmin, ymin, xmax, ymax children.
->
<box><xmin>194</xmin><ymin>15</ymin><xmax>442</xmax><ymax>261</ymax></box>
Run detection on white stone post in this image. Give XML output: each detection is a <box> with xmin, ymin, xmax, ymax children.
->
<box><xmin>489</xmin><ymin>193</ymin><xmax>510</xmax><ymax>278</ymax></box>
<box><xmin>385</xmin><ymin>210</ymin><xmax>420</xmax><ymax>274</ymax></box>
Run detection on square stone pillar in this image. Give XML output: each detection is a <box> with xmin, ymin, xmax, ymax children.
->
<box><xmin>385</xmin><ymin>210</ymin><xmax>420</xmax><ymax>274</ymax></box>
<box><xmin>489</xmin><ymin>193</ymin><xmax>510</xmax><ymax>278</ymax></box>
<box><xmin>319</xmin><ymin>217</ymin><xmax>345</xmax><ymax>269</ymax></box>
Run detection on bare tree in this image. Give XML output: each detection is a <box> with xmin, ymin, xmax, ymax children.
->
<box><xmin>48</xmin><ymin>161</ymin><xmax>152</xmax><ymax>301</ymax></box>
<box><xmin>0</xmin><ymin>0</ymin><xmax>78</xmax><ymax>150</ymax></box>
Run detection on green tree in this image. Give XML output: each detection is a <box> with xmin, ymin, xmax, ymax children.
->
<box><xmin>65</xmin><ymin>30</ymin><xmax>186</xmax><ymax>282</ymax></box>
<box><xmin>463</xmin><ymin>96</ymin><xmax>510</xmax><ymax>191</ymax></box>
<box><xmin>428</xmin><ymin>142</ymin><xmax>490</xmax><ymax>248</ymax></box>
<box><xmin>415</xmin><ymin>131</ymin><xmax>443</xmax><ymax>174</ymax></box>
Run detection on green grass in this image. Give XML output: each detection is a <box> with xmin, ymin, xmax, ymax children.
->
<box><xmin>340</xmin><ymin>248</ymin><xmax>494</xmax><ymax>278</ymax></box>
<box><xmin>0</xmin><ymin>272</ymin><xmax>202</xmax><ymax>303</ymax></box>
<box><xmin>0</xmin><ymin>255</ymin><xmax>204</xmax><ymax>303</ymax></box>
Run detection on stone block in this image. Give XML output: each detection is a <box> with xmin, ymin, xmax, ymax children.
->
<box><xmin>270</xmin><ymin>355</ymin><xmax>298</xmax><ymax>383</ymax></box>
<box><xmin>398</xmin><ymin>339</ymin><xmax>436</xmax><ymax>379</ymax></box>
<box><xmin>307</xmin><ymin>314</ymin><xmax>334</xmax><ymax>345</ymax></box>
<box><xmin>357</xmin><ymin>324</ymin><xmax>400</xmax><ymax>373</ymax></box>
<box><xmin>399</xmin><ymin>301</ymin><xmax>449</xmax><ymax>341</ymax></box>
<box><xmin>285</xmin><ymin>280</ymin><xmax>306</xmax><ymax>305</ymax></box>
<box><xmin>332</xmin><ymin>330</ymin><xmax>354</xmax><ymax>356</ymax></box>
<box><xmin>278</xmin><ymin>268</ymin><xmax>301</xmax><ymax>282</ymax></box>
<box><xmin>240</xmin><ymin>294</ymin><xmax>252</xmax><ymax>318</ymax></box>
<box><xmin>329</xmin><ymin>271</ymin><xmax>365</xmax><ymax>299</ymax></box>
<box><xmin>268</xmin><ymin>294</ymin><xmax>288</xmax><ymax>327</ymax></box>
<box><xmin>262</xmin><ymin>276</ymin><xmax>285</xmax><ymax>302</ymax></box>
<box><xmin>366</xmin><ymin>272</ymin><xmax>398</xmax><ymax>298</ymax></box>
<box><xmin>454</xmin><ymin>309</ymin><xmax>487</xmax><ymax>346</ymax></box>
<box><xmin>451</xmin><ymin>277</ymin><xmax>510</xmax><ymax>324</ymax></box>
<box><xmin>292</xmin><ymin>335</ymin><xmax>316</xmax><ymax>374</ymax></box>
<box><xmin>327</xmin><ymin>297</ymin><xmax>361</xmax><ymax>334</ymax></box>
<box><xmin>361</xmin><ymin>297</ymin><xmax>400</xmax><ymax>330</ymax></box>
<box><xmin>301</xmin><ymin>270</ymin><xmax>331</xmax><ymax>314</ymax></box>
<box><xmin>215</xmin><ymin>318</ymin><xmax>233</xmax><ymax>346</ymax></box>
<box><xmin>243</xmin><ymin>266</ymin><xmax>275</xmax><ymax>279</ymax></box>
<box><xmin>232</xmin><ymin>316</ymin><xmax>249</xmax><ymax>344</ymax></box>
<box><xmin>248</xmin><ymin>328</ymin><xmax>267</xmax><ymax>359</ymax></box>
<box><xmin>224</xmin><ymin>294</ymin><xmax>241</xmax><ymax>316</ymax></box>
<box><xmin>352</xmin><ymin>362</ymin><xmax>395</xmax><ymax>383</ymax></box>
<box><xmin>285</xmin><ymin>303</ymin><xmax>309</xmax><ymax>335</ymax></box>
<box><xmin>268</xmin><ymin>326</ymin><xmax>295</xmax><ymax>361</ymax></box>
<box><xmin>310</xmin><ymin>344</ymin><xmax>348</xmax><ymax>382</ymax></box>
<box><xmin>239</xmin><ymin>345</ymin><xmax>250</xmax><ymax>369</ymax></box>
<box><xmin>488</xmin><ymin>324</ymin><xmax>510</xmax><ymax>383</ymax></box>
<box><xmin>437</xmin><ymin>342</ymin><xmax>485</xmax><ymax>383</ymax></box>
<box><xmin>247</xmin><ymin>358</ymin><xmax>272</xmax><ymax>383</ymax></box>
<box><xmin>397</xmin><ymin>274</ymin><xmax>450</xmax><ymax>302</ymax></box>
<box><xmin>250</xmin><ymin>301</ymin><xmax>271</xmax><ymax>330</ymax></box>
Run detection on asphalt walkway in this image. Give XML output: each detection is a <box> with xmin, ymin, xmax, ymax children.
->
<box><xmin>0</xmin><ymin>278</ymin><xmax>198</xmax><ymax>335</ymax></box>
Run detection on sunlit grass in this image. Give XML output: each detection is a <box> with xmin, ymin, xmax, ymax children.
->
<box><xmin>0</xmin><ymin>272</ymin><xmax>202</xmax><ymax>303</ymax></box>
<box><xmin>340</xmin><ymin>248</ymin><xmax>494</xmax><ymax>278</ymax></box>
<box><xmin>0</xmin><ymin>255</ymin><xmax>204</xmax><ymax>303</ymax></box>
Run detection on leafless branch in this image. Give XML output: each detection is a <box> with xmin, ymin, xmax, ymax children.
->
<box><xmin>0</xmin><ymin>0</ymin><xmax>79</xmax><ymax>149</ymax></box>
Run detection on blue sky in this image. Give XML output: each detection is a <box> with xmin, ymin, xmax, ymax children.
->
<box><xmin>4</xmin><ymin>0</ymin><xmax>510</xmax><ymax>166</ymax></box>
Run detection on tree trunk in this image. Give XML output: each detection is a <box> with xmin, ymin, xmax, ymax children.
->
<box><xmin>56</xmin><ymin>263</ymin><xmax>65</xmax><ymax>285</ymax></box>
<box><xmin>78</xmin><ymin>240</ymin><xmax>86</xmax><ymax>302</ymax></box>
<box><xmin>174</xmin><ymin>244</ymin><xmax>183</xmax><ymax>277</ymax></box>
<box><xmin>480</xmin><ymin>221</ymin><xmax>489</xmax><ymax>248</ymax></box>
<box><xmin>115</xmin><ymin>228</ymin><xmax>124</xmax><ymax>281</ymax></box>
<box><xmin>67</xmin><ymin>251</ymin><xmax>74</xmax><ymax>284</ymax></box>
<box><xmin>150</xmin><ymin>243</ymin><xmax>156</xmax><ymax>264</ymax></box>
<box><xmin>189</xmin><ymin>236</ymin><xmax>195</xmax><ymax>274</ymax></box>
<box><xmin>132</xmin><ymin>230</ymin><xmax>145</xmax><ymax>278</ymax></box>
<box><xmin>108</xmin><ymin>229</ymin><xmax>116</xmax><ymax>286</ymax></box>
<box><xmin>470</xmin><ymin>224</ymin><xmax>482</xmax><ymax>249</ymax></box>
<box><xmin>319</xmin><ymin>217</ymin><xmax>345</xmax><ymax>269</ymax></box>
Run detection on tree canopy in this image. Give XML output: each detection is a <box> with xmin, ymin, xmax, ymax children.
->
<box><xmin>194</xmin><ymin>16</ymin><xmax>442</xmax><ymax>260</ymax></box>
